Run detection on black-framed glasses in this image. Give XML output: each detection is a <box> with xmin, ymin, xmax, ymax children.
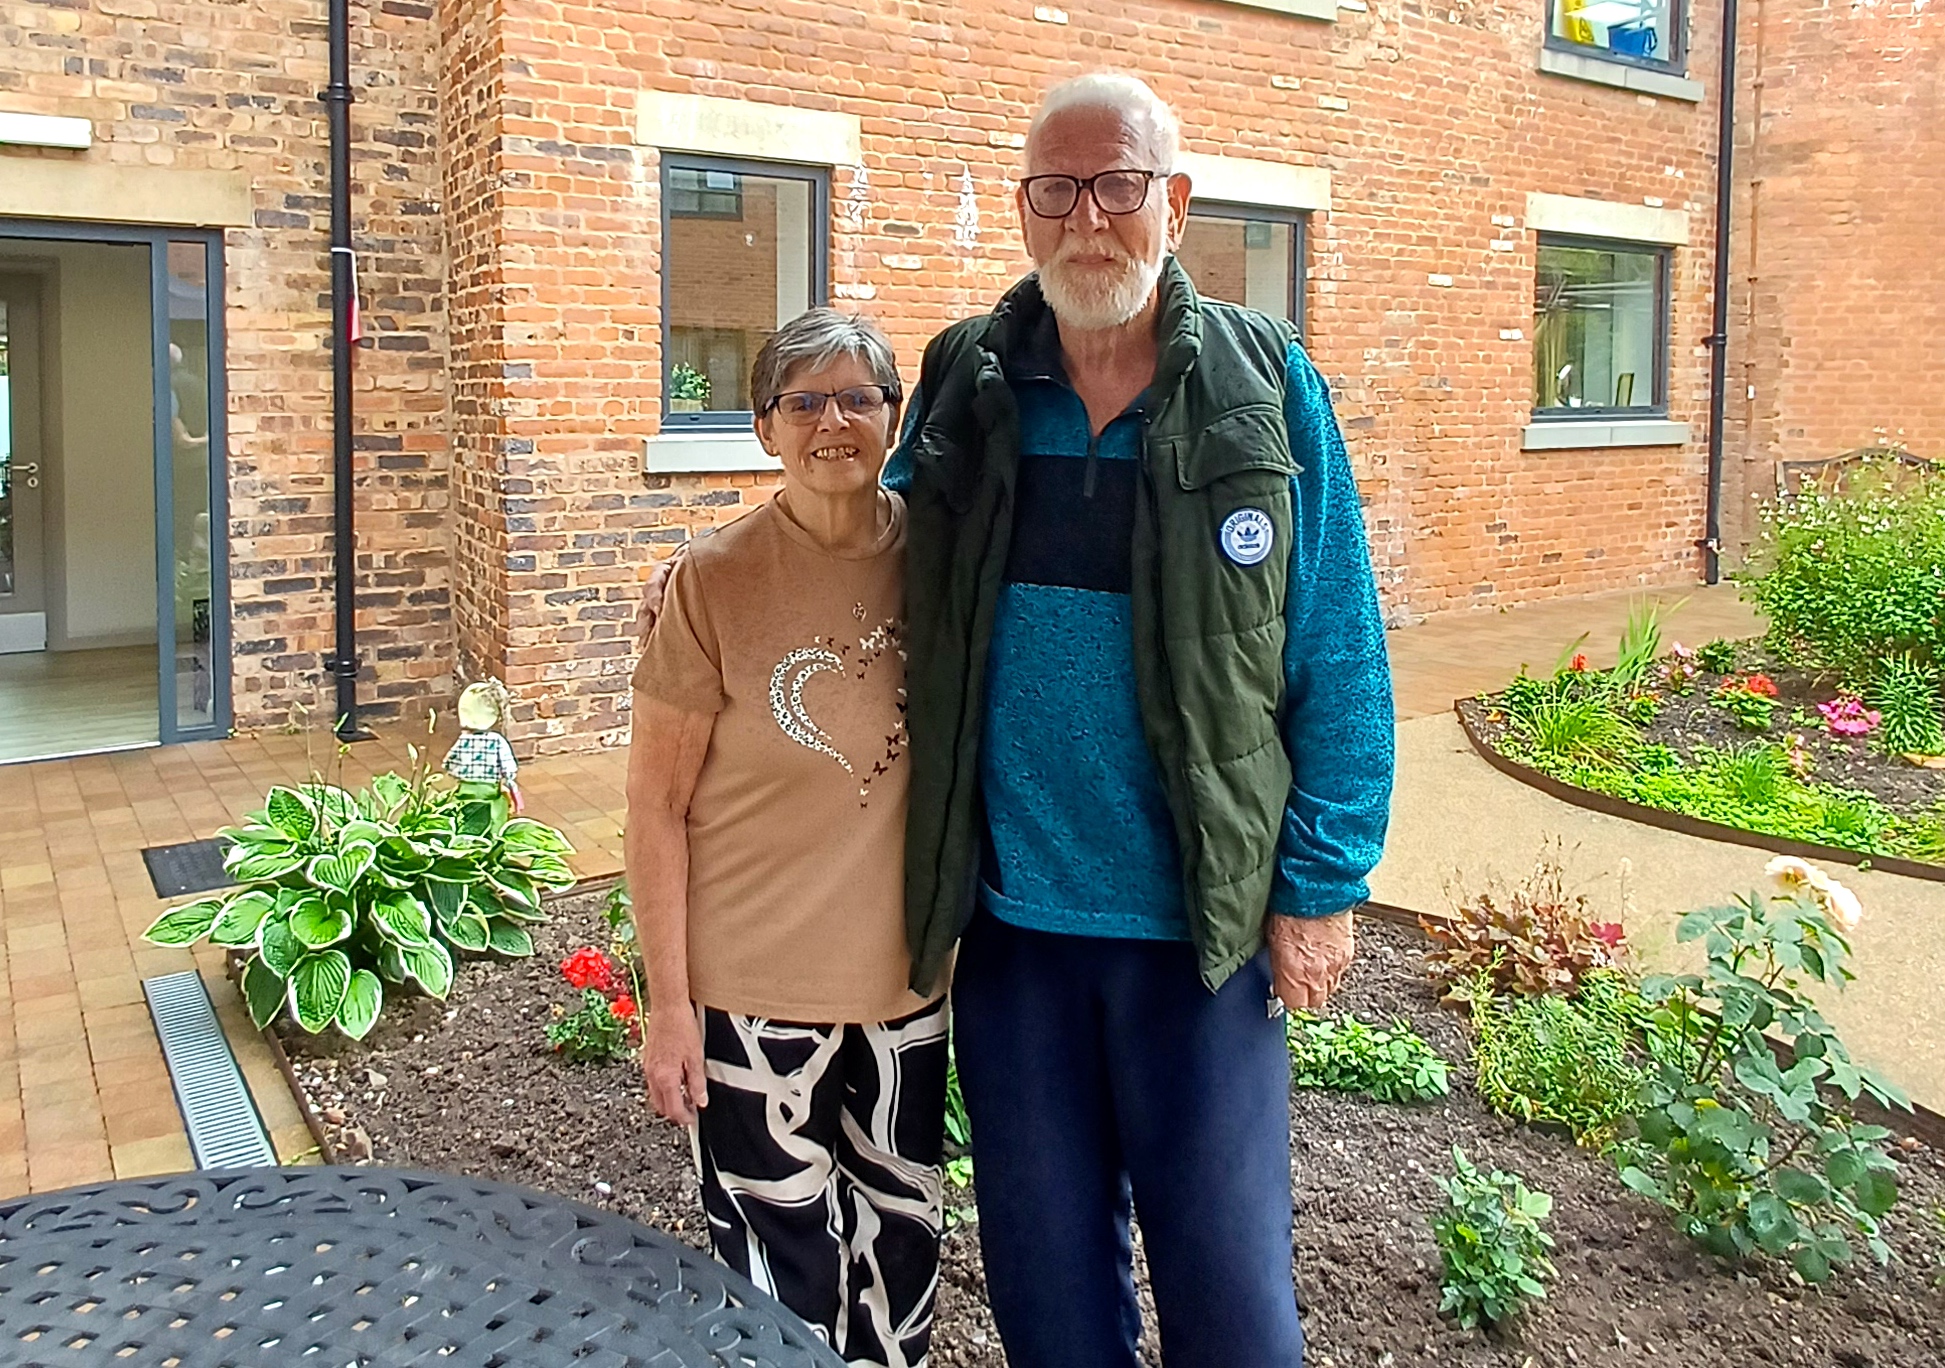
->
<box><xmin>1021</xmin><ymin>169</ymin><xmax>1165</xmax><ymax>219</ymax></box>
<box><xmin>762</xmin><ymin>385</ymin><xmax>899</xmax><ymax>425</ymax></box>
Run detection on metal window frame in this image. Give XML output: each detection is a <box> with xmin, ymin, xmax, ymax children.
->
<box><xmin>1182</xmin><ymin>202</ymin><xmax>1309</xmax><ymax>342</ymax></box>
<box><xmin>658</xmin><ymin>154</ymin><xmax>831</xmax><ymax>432</ymax></box>
<box><xmin>1543</xmin><ymin>0</ymin><xmax>1689</xmax><ymax>76</ymax></box>
<box><xmin>1531</xmin><ymin>232</ymin><xmax>1672</xmax><ymax>422</ymax></box>
<box><xmin>0</xmin><ymin>218</ymin><xmax>232</xmax><ymax>745</ymax></box>
<box><xmin>665</xmin><ymin>167</ymin><xmax>745</xmax><ymax>221</ymax></box>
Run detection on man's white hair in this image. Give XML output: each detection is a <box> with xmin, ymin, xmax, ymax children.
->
<box><xmin>1027</xmin><ymin>71</ymin><xmax>1180</xmax><ymax>172</ymax></box>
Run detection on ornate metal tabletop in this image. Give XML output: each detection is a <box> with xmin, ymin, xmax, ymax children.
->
<box><xmin>0</xmin><ymin>1167</ymin><xmax>845</xmax><ymax>1367</ymax></box>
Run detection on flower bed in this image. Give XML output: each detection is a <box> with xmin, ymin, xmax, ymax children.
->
<box><xmin>276</xmin><ymin>889</ymin><xmax>1945</xmax><ymax>1368</ymax></box>
<box><xmin>1466</xmin><ymin>635</ymin><xmax>1945</xmax><ymax>873</ymax></box>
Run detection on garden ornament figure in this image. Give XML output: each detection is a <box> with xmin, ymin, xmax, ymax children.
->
<box><xmin>882</xmin><ymin>70</ymin><xmax>1396</xmax><ymax>1368</ymax></box>
<box><xmin>443</xmin><ymin>679</ymin><xmax>522</xmax><ymax>820</ymax></box>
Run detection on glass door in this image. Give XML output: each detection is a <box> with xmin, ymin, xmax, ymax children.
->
<box><xmin>159</xmin><ymin>238</ymin><xmax>228</xmax><ymax>739</ymax></box>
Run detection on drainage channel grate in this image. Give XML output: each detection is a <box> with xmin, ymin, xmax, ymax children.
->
<box><xmin>141</xmin><ymin>837</ymin><xmax>235</xmax><ymax>899</ymax></box>
<box><xmin>142</xmin><ymin>971</ymin><xmax>276</xmax><ymax>1170</ymax></box>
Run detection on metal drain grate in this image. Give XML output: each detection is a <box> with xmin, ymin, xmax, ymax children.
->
<box><xmin>141</xmin><ymin>837</ymin><xmax>235</xmax><ymax>899</ymax></box>
<box><xmin>142</xmin><ymin>971</ymin><xmax>277</xmax><ymax>1169</ymax></box>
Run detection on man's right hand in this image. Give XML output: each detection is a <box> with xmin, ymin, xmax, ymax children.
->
<box><xmin>641</xmin><ymin>1004</ymin><xmax>709</xmax><ymax>1125</ymax></box>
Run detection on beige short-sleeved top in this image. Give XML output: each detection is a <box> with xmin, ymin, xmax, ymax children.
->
<box><xmin>631</xmin><ymin>490</ymin><xmax>933</xmax><ymax>1025</ymax></box>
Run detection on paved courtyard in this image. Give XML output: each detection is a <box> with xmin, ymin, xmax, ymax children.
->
<box><xmin>16</xmin><ymin>580</ymin><xmax>1917</xmax><ymax>1202</ymax></box>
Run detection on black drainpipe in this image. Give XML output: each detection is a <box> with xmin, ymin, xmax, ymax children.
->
<box><xmin>1703</xmin><ymin>0</ymin><xmax>1741</xmax><ymax>585</ymax></box>
<box><xmin>322</xmin><ymin>0</ymin><xmax>369</xmax><ymax>740</ymax></box>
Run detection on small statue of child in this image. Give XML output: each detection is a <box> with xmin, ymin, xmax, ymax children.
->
<box><xmin>443</xmin><ymin>679</ymin><xmax>522</xmax><ymax>821</ymax></box>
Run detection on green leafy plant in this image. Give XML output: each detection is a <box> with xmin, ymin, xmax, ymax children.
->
<box><xmin>1741</xmin><ymin>459</ymin><xmax>1945</xmax><ymax>678</ymax></box>
<box><xmin>1425</xmin><ymin>842</ymin><xmax>1627</xmax><ymax>1001</ymax></box>
<box><xmin>1613</xmin><ymin>599</ymin><xmax>1678</xmax><ymax>693</ymax></box>
<box><xmin>144</xmin><ymin>772</ymin><xmax>576</xmax><ymax>1037</ymax></box>
<box><xmin>547</xmin><ymin>987</ymin><xmax>636</xmax><ymax>1063</ymax></box>
<box><xmin>1712</xmin><ymin>675</ymin><xmax>1780</xmax><ymax>733</ymax></box>
<box><xmin>1696</xmin><ymin>638</ymin><xmax>1740</xmax><ymax>675</ymax></box>
<box><xmin>1715</xmin><ymin>742</ymin><xmax>1791</xmax><ymax>807</ymax></box>
<box><xmin>669</xmin><ymin>362</ymin><xmax>711</xmax><ymax>404</ymax></box>
<box><xmin>1287</xmin><ymin>1013</ymin><xmax>1451</xmax><ymax>1103</ymax></box>
<box><xmin>1618</xmin><ymin>691</ymin><xmax>1662</xmax><ymax>727</ymax></box>
<box><xmin>944</xmin><ymin>1041</ymin><xmax>974</xmax><ymax>1195</ymax></box>
<box><xmin>1619</xmin><ymin>866</ymin><xmax>1910</xmax><ymax>1283</ymax></box>
<box><xmin>1868</xmin><ymin>653</ymin><xmax>1945</xmax><ymax>757</ymax></box>
<box><xmin>1468</xmin><ymin>970</ymin><xmax>1645</xmax><ymax>1150</ymax></box>
<box><xmin>1430</xmin><ymin>1147</ymin><xmax>1556</xmax><ymax>1331</ymax></box>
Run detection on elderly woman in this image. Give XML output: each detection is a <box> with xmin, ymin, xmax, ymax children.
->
<box><xmin>627</xmin><ymin>309</ymin><xmax>943</xmax><ymax>1368</ymax></box>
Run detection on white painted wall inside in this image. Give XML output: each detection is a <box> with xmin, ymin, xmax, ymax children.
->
<box><xmin>0</xmin><ymin>240</ymin><xmax>158</xmax><ymax>644</ymax></box>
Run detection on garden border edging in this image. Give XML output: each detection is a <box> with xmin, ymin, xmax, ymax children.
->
<box><xmin>1454</xmin><ymin>699</ymin><xmax>1945</xmax><ymax>886</ymax></box>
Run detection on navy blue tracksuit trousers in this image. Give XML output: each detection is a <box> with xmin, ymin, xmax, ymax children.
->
<box><xmin>952</xmin><ymin>911</ymin><xmax>1305</xmax><ymax>1368</ymax></box>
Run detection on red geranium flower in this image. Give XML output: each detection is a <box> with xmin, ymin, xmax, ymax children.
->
<box><xmin>1569</xmin><ymin>653</ymin><xmax>1589</xmax><ymax>673</ymax></box>
<box><xmin>1745</xmin><ymin>673</ymin><xmax>1779</xmax><ymax>698</ymax></box>
<box><xmin>610</xmin><ymin>994</ymin><xmax>638</xmax><ymax>1021</ymax></box>
<box><xmin>562</xmin><ymin>947</ymin><xmax>618</xmax><ymax>993</ymax></box>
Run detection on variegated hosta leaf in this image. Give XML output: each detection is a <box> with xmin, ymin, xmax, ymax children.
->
<box><xmin>289</xmin><ymin>896</ymin><xmax>354</xmax><ymax>949</ymax></box>
<box><xmin>400</xmin><ymin>940</ymin><xmax>454</xmax><ymax>998</ymax></box>
<box><xmin>499</xmin><ymin>818</ymin><xmax>575</xmax><ymax>856</ymax></box>
<box><xmin>370</xmin><ymin>772</ymin><xmax>411</xmax><ymax>813</ymax></box>
<box><xmin>440</xmin><ymin>911</ymin><xmax>490</xmax><ymax>953</ymax></box>
<box><xmin>423</xmin><ymin>878</ymin><xmax>467</xmax><ymax>924</ymax></box>
<box><xmin>376</xmin><ymin>942</ymin><xmax>408</xmax><ymax>985</ymax></box>
<box><xmin>264</xmin><ymin>786</ymin><xmax>318</xmax><ymax>841</ymax></box>
<box><xmin>287</xmin><ymin>950</ymin><xmax>353</xmax><ymax>1034</ymax></box>
<box><xmin>308</xmin><ymin>841</ymin><xmax>376</xmax><ymax>894</ymax></box>
<box><xmin>486</xmin><ymin>920</ymin><xmax>534</xmax><ymax>958</ymax></box>
<box><xmin>519</xmin><ymin>854</ymin><xmax>576</xmax><ymax>889</ymax></box>
<box><xmin>338</xmin><ymin>819</ymin><xmax>389</xmax><ymax>847</ymax></box>
<box><xmin>334</xmin><ymin>970</ymin><xmax>383</xmax><ymax>1041</ymax></box>
<box><xmin>226</xmin><ymin>846</ymin><xmax>308</xmax><ymax>882</ymax></box>
<box><xmin>144</xmin><ymin>899</ymin><xmax>223</xmax><ymax>946</ymax></box>
<box><xmin>311</xmin><ymin>784</ymin><xmax>360</xmax><ymax>829</ymax></box>
<box><xmin>488</xmin><ymin>869</ymin><xmax>539</xmax><ymax>912</ymax></box>
<box><xmin>372</xmin><ymin>891</ymin><xmax>432</xmax><ymax>947</ymax></box>
<box><xmin>259</xmin><ymin>917</ymin><xmax>304</xmax><ymax>978</ymax></box>
<box><xmin>242</xmin><ymin>956</ymin><xmax>287</xmax><ymax>1031</ymax></box>
<box><xmin>209</xmin><ymin>890</ymin><xmax>278</xmax><ymax>946</ymax></box>
<box><xmin>428</xmin><ymin>856</ymin><xmax>482</xmax><ymax>883</ymax></box>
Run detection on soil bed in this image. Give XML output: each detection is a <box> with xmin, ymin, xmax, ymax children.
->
<box><xmin>281</xmin><ymin>891</ymin><xmax>1945</xmax><ymax>1368</ymax></box>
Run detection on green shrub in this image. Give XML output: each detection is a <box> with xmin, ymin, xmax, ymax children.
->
<box><xmin>1695</xmin><ymin>638</ymin><xmax>1740</xmax><ymax>675</ymax></box>
<box><xmin>1741</xmin><ymin>460</ymin><xmax>1945</xmax><ymax>678</ymax></box>
<box><xmin>1868</xmin><ymin>653</ymin><xmax>1945</xmax><ymax>757</ymax></box>
<box><xmin>1431</xmin><ymin>1148</ymin><xmax>1556</xmax><ymax>1330</ymax></box>
<box><xmin>546</xmin><ymin>988</ymin><xmax>635</xmax><ymax>1063</ymax></box>
<box><xmin>1620</xmin><ymin>878</ymin><xmax>1909</xmax><ymax>1283</ymax></box>
<box><xmin>1469</xmin><ymin>971</ymin><xmax>1646</xmax><ymax>1150</ymax></box>
<box><xmin>1287</xmin><ymin>1013</ymin><xmax>1451</xmax><ymax>1103</ymax></box>
<box><xmin>1515</xmin><ymin>694</ymin><xmax>1639</xmax><ymax>768</ymax></box>
<box><xmin>145</xmin><ymin>775</ymin><xmax>575</xmax><ymax>1037</ymax></box>
<box><xmin>1714</xmin><ymin>742</ymin><xmax>1791</xmax><ymax>808</ymax></box>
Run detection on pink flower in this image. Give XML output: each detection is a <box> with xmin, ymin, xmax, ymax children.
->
<box><xmin>1817</xmin><ymin>697</ymin><xmax>1880</xmax><ymax>737</ymax></box>
<box><xmin>1589</xmin><ymin>922</ymin><xmax>1627</xmax><ymax>950</ymax></box>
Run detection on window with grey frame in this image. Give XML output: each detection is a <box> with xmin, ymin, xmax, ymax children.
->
<box><xmin>1174</xmin><ymin>204</ymin><xmax>1307</xmax><ymax>340</ymax></box>
<box><xmin>1532</xmin><ymin>235</ymin><xmax>1671</xmax><ymax>419</ymax></box>
<box><xmin>659</xmin><ymin>155</ymin><xmax>830</xmax><ymax>429</ymax></box>
<box><xmin>1546</xmin><ymin>0</ymin><xmax>1687</xmax><ymax>73</ymax></box>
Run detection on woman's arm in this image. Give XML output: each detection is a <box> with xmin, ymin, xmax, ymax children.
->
<box><xmin>625</xmin><ymin>689</ymin><xmax>716</xmax><ymax>1124</ymax></box>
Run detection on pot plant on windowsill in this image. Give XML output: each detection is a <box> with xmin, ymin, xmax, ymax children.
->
<box><xmin>668</xmin><ymin>362</ymin><xmax>710</xmax><ymax>414</ymax></box>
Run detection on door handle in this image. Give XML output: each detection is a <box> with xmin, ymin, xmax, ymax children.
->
<box><xmin>11</xmin><ymin>462</ymin><xmax>36</xmax><ymax>489</ymax></box>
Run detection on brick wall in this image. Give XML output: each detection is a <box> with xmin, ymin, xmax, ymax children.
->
<box><xmin>1723</xmin><ymin>0</ymin><xmax>1945</xmax><ymax>561</ymax></box>
<box><xmin>0</xmin><ymin>0</ymin><xmax>450</xmax><ymax>730</ymax></box>
<box><xmin>436</xmin><ymin>0</ymin><xmax>1729</xmax><ymax>749</ymax></box>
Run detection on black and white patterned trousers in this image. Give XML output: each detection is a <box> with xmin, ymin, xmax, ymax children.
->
<box><xmin>693</xmin><ymin>998</ymin><xmax>949</xmax><ymax>1368</ymax></box>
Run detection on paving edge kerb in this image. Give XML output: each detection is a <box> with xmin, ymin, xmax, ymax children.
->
<box><xmin>1453</xmin><ymin>699</ymin><xmax>1945</xmax><ymax>887</ymax></box>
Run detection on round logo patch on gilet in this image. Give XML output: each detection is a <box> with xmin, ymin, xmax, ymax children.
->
<box><xmin>1220</xmin><ymin>508</ymin><xmax>1275</xmax><ymax>567</ymax></box>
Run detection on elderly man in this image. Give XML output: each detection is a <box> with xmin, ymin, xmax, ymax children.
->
<box><xmin>887</xmin><ymin>73</ymin><xmax>1394</xmax><ymax>1366</ymax></box>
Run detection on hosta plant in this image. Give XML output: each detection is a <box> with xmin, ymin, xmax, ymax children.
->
<box><xmin>1619</xmin><ymin>859</ymin><xmax>1908</xmax><ymax>1284</ymax></box>
<box><xmin>144</xmin><ymin>775</ymin><xmax>576</xmax><ymax>1038</ymax></box>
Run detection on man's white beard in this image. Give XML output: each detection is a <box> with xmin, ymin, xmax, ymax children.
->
<box><xmin>1037</xmin><ymin>241</ymin><xmax>1165</xmax><ymax>331</ymax></box>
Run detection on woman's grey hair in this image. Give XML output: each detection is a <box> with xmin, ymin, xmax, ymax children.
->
<box><xmin>1028</xmin><ymin>71</ymin><xmax>1180</xmax><ymax>173</ymax></box>
<box><xmin>750</xmin><ymin>308</ymin><xmax>902</xmax><ymax>415</ymax></box>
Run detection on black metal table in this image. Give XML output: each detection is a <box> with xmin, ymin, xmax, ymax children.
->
<box><xmin>0</xmin><ymin>1167</ymin><xmax>844</xmax><ymax>1367</ymax></box>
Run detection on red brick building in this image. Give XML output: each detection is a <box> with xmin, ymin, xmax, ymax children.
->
<box><xmin>0</xmin><ymin>0</ymin><xmax>1935</xmax><ymax>762</ymax></box>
